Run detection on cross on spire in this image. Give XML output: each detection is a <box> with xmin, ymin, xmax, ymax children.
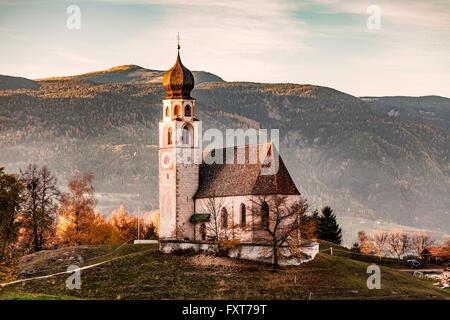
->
<box><xmin>177</xmin><ymin>32</ymin><xmax>180</xmax><ymax>51</ymax></box>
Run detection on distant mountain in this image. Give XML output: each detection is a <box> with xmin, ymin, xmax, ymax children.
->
<box><xmin>362</xmin><ymin>96</ymin><xmax>450</xmax><ymax>130</ymax></box>
<box><xmin>37</xmin><ymin>65</ymin><xmax>225</xmax><ymax>85</ymax></box>
<box><xmin>0</xmin><ymin>68</ymin><xmax>449</xmax><ymax>234</ymax></box>
<box><xmin>0</xmin><ymin>75</ymin><xmax>39</xmax><ymax>90</ymax></box>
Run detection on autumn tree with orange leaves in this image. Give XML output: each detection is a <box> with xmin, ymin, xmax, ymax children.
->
<box><xmin>57</xmin><ymin>173</ymin><xmax>106</xmax><ymax>245</ymax></box>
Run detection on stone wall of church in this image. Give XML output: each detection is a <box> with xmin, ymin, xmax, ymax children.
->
<box><xmin>176</xmin><ymin>162</ymin><xmax>199</xmax><ymax>240</ymax></box>
<box><xmin>158</xmin><ymin>130</ymin><xmax>177</xmax><ymax>239</ymax></box>
<box><xmin>159</xmin><ymin>240</ymin><xmax>319</xmax><ymax>266</ymax></box>
<box><xmin>194</xmin><ymin>194</ymin><xmax>301</xmax><ymax>243</ymax></box>
<box><xmin>194</xmin><ymin>195</ymin><xmax>253</xmax><ymax>243</ymax></box>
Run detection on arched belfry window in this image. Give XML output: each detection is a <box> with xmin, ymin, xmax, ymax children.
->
<box><xmin>184</xmin><ymin>104</ymin><xmax>192</xmax><ymax>117</ymax></box>
<box><xmin>221</xmin><ymin>207</ymin><xmax>228</xmax><ymax>229</ymax></box>
<box><xmin>261</xmin><ymin>201</ymin><xmax>269</xmax><ymax>228</ymax></box>
<box><xmin>174</xmin><ymin>105</ymin><xmax>181</xmax><ymax>116</ymax></box>
<box><xmin>165</xmin><ymin>106</ymin><xmax>170</xmax><ymax>117</ymax></box>
<box><xmin>240</xmin><ymin>203</ymin><xmax>246</xmax><ymax>227</ymax></box>
<box><xmin>182</xmin><ymin>126</ymin><xmax>191</xmax><ymax>145</ymax></box>
<box><xmin>167</xmin><ymin>127</ymin><xmax>173</xmax><ymax>145</ymax></box>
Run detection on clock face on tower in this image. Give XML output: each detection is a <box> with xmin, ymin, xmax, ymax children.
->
<box><xmin>162</xmin><ymin>151</ymin><xmax>173</xmax><ymax>169</ymax></box>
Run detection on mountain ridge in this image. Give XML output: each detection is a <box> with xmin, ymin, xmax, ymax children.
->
<box><xmin>33</xmin><ymin>64</ymin><xmax>225</xmax><ymax>85</ymax></box>
<box><xmin>1</xmin><ymin>67</ymin><xmax>449</xmax><ymax>234</ymax></box>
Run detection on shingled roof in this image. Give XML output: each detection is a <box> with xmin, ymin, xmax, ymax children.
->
<box><xmin>194</xmin><ymin>144</ymin><xmax>300</xmax><ymax>199</ymax></box>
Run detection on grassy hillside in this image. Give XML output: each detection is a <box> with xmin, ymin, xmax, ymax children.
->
<box><xmin>1</xmin><ymin>244</ymin><xmax>448</xmax><ymax>300</ymax></box>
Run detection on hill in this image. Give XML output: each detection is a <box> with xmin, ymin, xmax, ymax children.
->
<box><xmin>36</xmin><ymin>64</ymin><xmax>225</xmax><ymax>85</ymax></box>
<box><xmin>0</xmin><ymin>69</ymin><xmax>449</xmax><ymax>235</ymax></box>
<box><xmin>0</xmin><ymin>75</ymin><xmax>39</xmax><ymax>90</ymax></box>
<box><xmin>0</xmin><ymin>244</ymin><xmax>448</xmax><ymax>300</ymax></box>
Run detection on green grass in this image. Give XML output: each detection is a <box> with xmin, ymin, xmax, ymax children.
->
<box><xmin>0</xmin><ymin>292</ymin><xmax>81</xmax><ymax>300</ymax></box>
<box><xmin>0</xmin><ymin>244</ymin><xmax>448</xmax><ymax>300</ymax></box>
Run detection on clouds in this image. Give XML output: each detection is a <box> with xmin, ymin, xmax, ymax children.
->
<box><xmin>0</xmin><ymin>0</ymin><xmax>449</xmax><ymax>96</ymax></box>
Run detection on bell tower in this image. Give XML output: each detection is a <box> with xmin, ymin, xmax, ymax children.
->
<box><xmin>158</xmin><ymin>43</ymin><xmax>202</xmax><ymax>241</ymax></box>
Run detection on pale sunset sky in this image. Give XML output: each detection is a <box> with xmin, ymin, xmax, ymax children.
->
<box><xmin>0</xmin><ymin>0</ymin><xmax>449</xmax><ymax>97</ymax></box>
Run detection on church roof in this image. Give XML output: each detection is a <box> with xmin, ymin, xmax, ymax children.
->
<box><xmin>194</xmin><ymin>144</ymin><xmax>300</xmax><ymax>199</ymax></box>
<box><xmin>162</xmin><ymin>50</ymin><xmax>195</xmax><ymax>99</ymax></box>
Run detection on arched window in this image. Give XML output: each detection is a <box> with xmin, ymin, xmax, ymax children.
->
<box><xmin>240</xmin><ymin>203</ymin><xmax>246</xmax><ymax>227</ymax></box>
<box><xmin>167</xmin><ymin>127</ymin><xmax>172</xmax><ymax>145</ymax></box>
<box><xmin>261</xmin><ymin>201</ymin><xmax>269</xmax><ymax>228</ymax></box>
<box><xmin>200</xmin><ymin>223</ymin><xmax>206</xmax><ymax>241</ymax></box>
<box><xmin>165</xmin><ymin>106</ymin><xmax>170</xmax><ymax>117</ymax></box>
<box><xmin>221</xmin><ymin>207</ymin><xmax>228</xmax><ymax>229</ymax></box>
<box><xmin>184</xmin><ymin>104</ymin><xmax>192</xmax><ymax>117</ymax></box>
<box><xmin>174</xmin><ymin>105</ymin><xmax>181</xmax><ymax>116</ymax></box>
<box><xmin>182</xmin><ymin>126</ymin><xmax>190</xmax><ymax>145</ymax></box>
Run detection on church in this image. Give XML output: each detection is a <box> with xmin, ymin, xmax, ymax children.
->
<box><xmin>157</xmin><ymin>46</ymin><xmax>318</xmax><ymax>264</ymax></box>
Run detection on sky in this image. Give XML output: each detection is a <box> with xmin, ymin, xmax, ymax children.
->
<box><xmin>0</xmin><ymin>0</ymin><xmax>449</xmax><ymax>97</ymax></box>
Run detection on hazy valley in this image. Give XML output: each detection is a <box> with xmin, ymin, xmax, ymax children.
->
<box><xmin>1</xmin><ymin>65</ymin><xmax>449</xmax><ymax>239</ymax></box>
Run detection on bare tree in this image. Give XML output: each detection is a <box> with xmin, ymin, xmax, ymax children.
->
<box><xmin>20</xmin><ymin>164</ymin><xmax>40</xmax><ymax>252</ymax></box>
<box><xmin>20</xmin><ymin>164</ymin><xmax>60</xmax><ymax>252</ymax></box>
<box><xmin>371</xmin><ymin>230</ymin><xmax>389</xmax><ymax>259</ymax></box>
<box><xmin>250</xmin><ymin>195</ymin><xmax>309</xmax><ymax>268</ymax></box>
<box><xmin>411</xmin><ymin>232</ymin><xmax>434</xmax><ymax>258</ymax></box>
<box><xmin>199</xmin><ymin>195</ymin><xmax>226</xmax><ymax>250</ymax></box>
<box><xmin>386</xmin><ymin>230</ymin><xmax>410</xmax><ymax>260</ymax></box>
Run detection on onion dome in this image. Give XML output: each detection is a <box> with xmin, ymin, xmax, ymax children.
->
<box><xmin>162</xmin><ymin>50</ymin><xmax>195</xmax><ymax>99</ymax></box>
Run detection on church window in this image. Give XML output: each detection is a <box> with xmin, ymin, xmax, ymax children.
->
<box><xmin>184</xmin><ymin>104</ymin><xmax>192</xmax><ymax>117</ymax></box>
<box><xmin>167</xmin><ymin>127</ymin><xmax>173</xmax><ymax>145</ymax></box>
<box><xmin>240</xmin><ymin>203</ymin><xmax>246</xmax><ymax>227</ymax></box>
<box><xmin>182</xmin><ymin>126</ymin><xmax>190</xmax><ymax>145</ymax></box>
<box><xmin>174</xmin><ymin>105</ymin><xmax>181</xmax><ymax>116</ymax></box>
<box><xmin>221</xmin><ymin>207</ymin><xmax>228</xmax><ymax>229</ymax></box>
<box><xmin>200</xmin><ymin>223</ymin><xmax>206</xmax><ymax>241</ymax></box>
<box><xmin>165</xmin><ymin>106</ymin><xmax>170</xmax><ymax>117</ymax></box>
<box><xmin>261</xmin><ymin>201</ymin><xmax>269</xmax><ymax>228</ymax></box>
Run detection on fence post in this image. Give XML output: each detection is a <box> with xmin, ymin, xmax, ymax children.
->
<box><xmin>330</xmin><ymin>247</ymin><xmax>333</xmax><ymax>256</ymax></box>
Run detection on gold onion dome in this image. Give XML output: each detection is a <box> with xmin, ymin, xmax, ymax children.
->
<box><xmin>162</xmin><ymin>50</ymin><xmax>195</xmax><ymax>99</ymax></box>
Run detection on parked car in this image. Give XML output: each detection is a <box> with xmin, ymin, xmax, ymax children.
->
<box><xmin>406</xmin><ymin>259</ymin><xmax>421</xmax><ymax>269</ymax></box>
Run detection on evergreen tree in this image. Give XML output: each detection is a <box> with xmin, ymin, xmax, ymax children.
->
<box><xmin>317</xmin><ymin>206</ymin><xmax>342</xmax><ymax>244</ymax></box>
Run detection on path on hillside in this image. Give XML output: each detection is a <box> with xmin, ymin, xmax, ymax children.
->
<box><xmin>0</xmin><ymin>247</ymin><xmax>154</xmax><ymax>288</ymax></box>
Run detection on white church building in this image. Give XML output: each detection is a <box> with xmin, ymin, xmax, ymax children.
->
<box><xmin>157</xmin><ymin>47</ymin><xmax>318</xmax><ymax>264</ymax></box>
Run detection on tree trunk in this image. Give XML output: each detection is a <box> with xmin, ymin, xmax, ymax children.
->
<box><xmin>31</xmin><ymin>192</ymin><xmax>39</xmax><ymax>252</ymax></box>
<box><xmin>272</xmin><ymin>242</ymin><xmax>279</xmax><ymax>268</ymax></box>
<box><xmin>0</xmin><ymin>240</ymin><xmax>7</xmax><ymax>262</ymax></box>
<box><xmin>33</xmin><ymin>222</ymin><xmax>39</xmax><ymax>252</ymax></box>
<box><xmin>75</xmin><ymin>209</ymin><xmax>81</xmax><ymax>245</ymax></box>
